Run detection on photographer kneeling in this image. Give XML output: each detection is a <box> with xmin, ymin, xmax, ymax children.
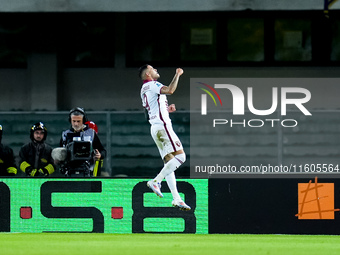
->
<box><xmin>54</xmin><ymin>107</ymin><xmax>106</xmax><ymax>177</ymax></box>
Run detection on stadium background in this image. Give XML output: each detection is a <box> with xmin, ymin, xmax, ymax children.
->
<box><xmin>1</xmin><ymin>0</ymin><xmax>340</xmax><ymax>234</ymax></box>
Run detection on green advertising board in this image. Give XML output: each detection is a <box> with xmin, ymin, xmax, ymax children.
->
<box><xmin>0</xmin><ymin>179</ymin><xmax>208</xmax><ymax>234</ymax></box>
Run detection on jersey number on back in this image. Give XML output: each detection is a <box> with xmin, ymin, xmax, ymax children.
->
<box><xmin>143</xmin><ymin>94</ymin><xmax>150</xmax><ymax>113</ymax></box>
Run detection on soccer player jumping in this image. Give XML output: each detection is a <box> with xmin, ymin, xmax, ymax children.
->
<box><xmin>139</xmin><ymin>65</ymin><xmax>190</xmax><ymax>211</ymax></box>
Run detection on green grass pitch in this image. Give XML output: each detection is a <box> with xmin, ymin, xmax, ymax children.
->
<box><xmin>1</xmin><ymin>233</ymin><xmax>340</xmax><ymax>255</ymax></box>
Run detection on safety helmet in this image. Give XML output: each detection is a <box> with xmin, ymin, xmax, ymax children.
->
<box><xmin>85</xmin><ymin>121</ymin><xmax>98</xmax><ymax>134</ymax></box>
<box><xmin>30</xmin><ymin>122</ymin><xmax>47</xmax><ymax>141</ymax></box>
<box><xmin>0</xmin><ymin>125</ymin><xmax>2</xmax><ymax>143</ymax></box>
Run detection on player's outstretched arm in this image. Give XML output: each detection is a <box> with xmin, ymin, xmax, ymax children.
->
<box><xmin>161</xmin><ymin>68</ymin><xmax>183</xmax><ymax>95</ymax></box>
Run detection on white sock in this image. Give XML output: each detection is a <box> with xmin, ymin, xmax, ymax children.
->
<box><xmin>154</xmin><ymin>153</ymin><xmax>186</xmax><ymax>183</ymax></box>
<box><xmin>165</xmin><ymin>172</ymin><xmax>181</xmax><ymax>201</ymax></box>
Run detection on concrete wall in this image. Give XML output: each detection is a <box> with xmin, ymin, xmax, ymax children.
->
<box><xmin>0</xmin><ymin>1</ymin><xmax>340</xmax><ymax>112</ymax></box>
<box><xmin>0</xmin><ymin>0</ymin><xmax>339</xmax><ymax>12</ymax></box>
<box><xmin>1</xmin><ymin>65</ymin><xmax>340</xmax><ymax>111</ymax></box>
<box><xmin>0</xmin><ymin>69</ymin><xmax>29</xmax><ymax>110</ymax></box>
<box><xmin>63</xmin><ymin>65</ymin><xmax>340</xmax><ymax>111</ymax></box>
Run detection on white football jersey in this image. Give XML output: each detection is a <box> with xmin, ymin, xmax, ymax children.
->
<box><xmin>141</xmin><ymin>80</ymin><xmax>171</xmax><ymax>126</ymax></box>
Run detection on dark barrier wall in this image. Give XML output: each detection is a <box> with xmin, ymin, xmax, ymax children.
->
<box><xmin>209</xmin><ymin>178</ymin><xmax>340</xmax><ymax>235</ymax></box>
